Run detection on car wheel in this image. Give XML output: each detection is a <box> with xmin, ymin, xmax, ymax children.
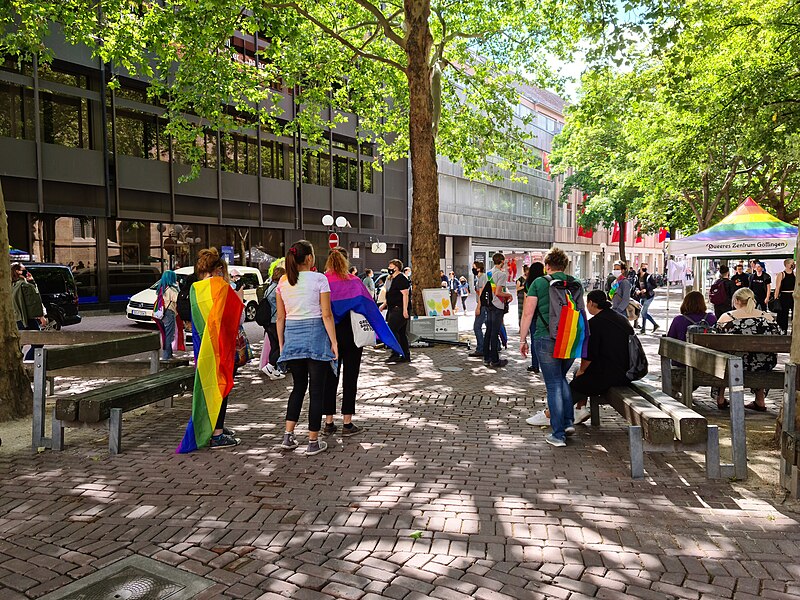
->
<box><xmin>245</xmin><ymin>302</ymin><xmax>258</xmax><ymax>322</ymax></box>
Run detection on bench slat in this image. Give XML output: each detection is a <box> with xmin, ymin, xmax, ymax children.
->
<box><xmin>46</xmin><ymin>333</ymin><xmax>161</xmax><ymax>370</ymax></box>
<box><xmin>689</xmin><ymin>334</ymin><xmax>791</xmax><ymax>354</ymax></box>
<box><xmin>604</xmin><ymin>386</ymin><xmax>675</xmax><ymax>445</ymax></box>
<box><xmin>55</xmin><ymin>367</ymin><xmax>195</xmax><ymax>423</ymax></box>
<box><xmin>630</xmin><ymin>381</ymin><xmax>708</xmax><ymax>444</ymax></box>
<box><xmin>18</xmin><ymin>331</ymin><xmax>148</xmax><ymax>346</ymax></box>
<box><xmin>659</xmin><ymin>337</ymin><xmax>729</xmax><ymax>379</ymax></box>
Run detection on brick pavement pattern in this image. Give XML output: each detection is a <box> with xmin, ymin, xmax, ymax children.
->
<box><xmin>2</xmin><ymin>333</ymin><xmax>800</xmax><ymax>599</ymax></box>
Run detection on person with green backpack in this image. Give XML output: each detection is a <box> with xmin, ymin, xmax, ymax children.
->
<box><xmin>519</xmin><ymin>247</ymin><xmax>586</xmax><ymax>447</ymax></box>
<box><xmin>11</xmin><ymin>263</ymin><xmax>47</xmax><ymax>361</ymax></box>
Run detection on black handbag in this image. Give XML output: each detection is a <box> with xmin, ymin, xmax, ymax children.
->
<box><xmin>768</xmin><ymin>297</ymin><xmax>782</xmax><ymax>313</ymax></box>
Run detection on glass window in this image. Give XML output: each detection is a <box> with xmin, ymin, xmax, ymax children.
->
<box><xmin>0</xmin><ymin>82</ymin><xmax>35</xmax><ymax>140</ymax></box>
<box><xmin>33</xmin><ymin>216</ymin><xmax>98</xmax><ymax>303</ymax></box>
<box><xmin>333</xmin><ymin>155</ymin><xmax>348</xmax><ymax>189</ymax></box>
<box><xmin>348</xmin><ymin>159</ymin><xmax>358</xmax><ymax>191</ymax></box>
<box><xmin>40</xmin><ymin>90</ymin><xmax>91</xmax><ymax>148</ymax></box>
<box><xmin>361</xmin><ymin>161</ymin><xmax>373</xmax><ymax>193</ymax></box>
<box><xmin>262</xmin><ymin>140</ymin><xmax>288</xmax><ymax>180</ymax></box>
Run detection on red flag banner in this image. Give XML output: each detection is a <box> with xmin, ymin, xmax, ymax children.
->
<box><xmin>611</xmin><ymin>221</ymin><xmax>620</xmax><ymax>243</ymax></box>
<box><xmin>658</xmin><ymin>227</ymin><xmax>670</xmax><ymax>243</ymax></box>
<box><xmin>577</xmin><ymin>202</ymin><xmax>593</xmax><ymax>238</ymax></box>
<box><xmin>542</xmin><ymin>151</ymin><xmax>551</xmax><ymax>178</ymax></box>
<box><xmin>635</xmin><ymin>226</ymin><xmax>643</xmax><ymax>244</ymax></box>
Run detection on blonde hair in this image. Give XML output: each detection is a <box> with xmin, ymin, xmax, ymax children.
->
<box><xmin>732</xmin><ymin>287</ymin><xmax>757</xmax><ymax>310</ymax></box>
<box><xmin>325</xmin><ymin>247</ymin><xmax>349</xmax><ymax>279</ymax></box>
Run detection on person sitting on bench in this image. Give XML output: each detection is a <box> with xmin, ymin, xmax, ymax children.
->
<box><xmin>713</xmin><ymin>287</ymin><xmax>783</xmax><ymax>412</ymax></box>
<box><xmin>569</xmin><ymin>290</ymin><xmax>635</xmax><ymax>424</ymax></box>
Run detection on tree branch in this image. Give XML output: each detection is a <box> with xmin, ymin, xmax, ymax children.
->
<box><xmin>350</xmin><ymin>0</ymin><xmax>407</xmax><ymax>48</ymax></box>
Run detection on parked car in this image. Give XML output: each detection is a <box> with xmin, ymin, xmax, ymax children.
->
<box><xmin>126</xmin><ymin>265</ymin><xmax>264</xmax><ymax>323</ymax></box>
<box><xmin>23</xmin><ymin>263</ymin><xmax>82</xmax><ymax>329</ymax></box>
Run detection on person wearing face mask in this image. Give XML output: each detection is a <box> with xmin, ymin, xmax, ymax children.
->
<box><xmin>772</xmin><ymin>258</ymin><xmax>795</xmax><ymax>332</ymax></box>
<box><xmin>380</xmin><ymin>259</ymin><xmax>411</xmax><ymax>363</ymax></box>
<box><xmin>748</xmin><ymin>260</ymin><xmax>771</xmax><ymax>311</ymax></box>
<box><xmin>609</xmin><ymin>260</ymin><xmax>633</xmax><ymax>318</ymax></box>
<box><xmin>633</xmin><ymin>263</ymin><xmax>659</xmax><ymax>334</ymax></box>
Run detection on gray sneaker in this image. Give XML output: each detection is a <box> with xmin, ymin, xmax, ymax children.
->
<box><xmin>545</xmin><ymin>434</ymin><xmax>567</xmax><ymax>447</ymax></box>
<box><xmin>565</xmin><ymin>426</ymin><xmax>576</xmax><ymax>436</ymax></box>
<box><xmin>306</xmin><ymin>440</ymin><xmax>328</xmax><ymax>456</ymax></box>
<box><xmin>280</xmin><ymin>432</ymin><xmax>298</xmax><ymax>450</ymax></box>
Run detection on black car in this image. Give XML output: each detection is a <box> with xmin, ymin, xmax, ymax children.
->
<box><xmin>23</xmin><ymin>264</ymin><xmax>82</xmax><ymax>328</ymax></box>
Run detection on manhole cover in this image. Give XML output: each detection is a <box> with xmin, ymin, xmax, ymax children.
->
<box><xmin>439</xmin><ymin>366</ymin><xmax>463</xmax><ymax>372</ymax></box>
<box><xmin>40</xmin><ymin>556</ymin><xmax>213</xmax><ymax>600</ymax></box>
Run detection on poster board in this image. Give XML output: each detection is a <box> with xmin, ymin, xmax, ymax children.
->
<box><xmin>422</xmin><ymin>288</ymin><xmax>454</xmax><ymax>316</ymax></box>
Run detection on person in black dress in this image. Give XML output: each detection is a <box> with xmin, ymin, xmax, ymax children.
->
<box><xmin>570</xmin><ymin>289</ymin><xmax>634</xmax><ymax>422</ymax></box>
<box><xmin>380</xmin><ymin>259</ymin><xmax>410</xmax><ymax>363</ymax></box>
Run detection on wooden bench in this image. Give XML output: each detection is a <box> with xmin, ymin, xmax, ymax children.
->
<box><xmin>590</xmin><ymin>382</ymin><xmax>721</xmax><ymax>479</ymax></box>
<box><xmin>669</xmin><ymin>334</ymin><xmax>791</xmax><ymax>393</ymax></box>
<box><xmin>659</xmin><ymin>336</ymin><xmax>748</xmax><ymax>480</ymax></box>
<box><xmin>23</xmin><ymin>331</ymin><xmax>194</xmax><ymax>454</ymax></box>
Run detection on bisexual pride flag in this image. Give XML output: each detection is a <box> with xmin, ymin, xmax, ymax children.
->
<box><xmin>176</xmin><ymin>277</ymin><xmax>243</xmax><ymax>453</ymax></box>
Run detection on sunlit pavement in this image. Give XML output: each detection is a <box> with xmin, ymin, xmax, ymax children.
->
<box><xmin>0</xmin><ymin>288</ymin><xmax>798</xmax><ymax>599</ymax></box>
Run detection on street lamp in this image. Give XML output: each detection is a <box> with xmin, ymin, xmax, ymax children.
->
<box><xmin>599</xmin><ymin>242</ymin><xmax>607</xmax><ymax>278</ymax></box>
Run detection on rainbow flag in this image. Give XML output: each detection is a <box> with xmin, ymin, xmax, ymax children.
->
<box><xmin>176</xmin><ymin>277</ymin><xmax>243</xmax><ymax>453</ymax></box>
<box><xmin>553</xmin><ymin>292</ymin><xmax>589</xmax><ymax>359</ymax></box>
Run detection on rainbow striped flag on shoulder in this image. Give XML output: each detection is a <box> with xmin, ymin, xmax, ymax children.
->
<box><xmin>176</xmin><ymin>277</ymin><xmax>243</xmax><ymax>453</ymax></box>
<box><xmin>553</xmin><ymin>289</ymin><xmax>589</xmax><ymax>360</ymax></box>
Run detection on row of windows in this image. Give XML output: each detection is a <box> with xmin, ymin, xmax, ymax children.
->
<box><xmin>439</xmin><ymin>174</ymin><xmax>552</xmax><ymax>223</ymax></box>
<box><xmin>0</xmin><ymin>77</ymin><xmax>376</xmax><ymax>189</ymax></box>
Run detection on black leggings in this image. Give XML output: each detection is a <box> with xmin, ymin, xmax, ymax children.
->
<box><xmin>387</xmin><ymin>308</ymin><xmax>410</xmax><ymax>358</ymax></box>
<box><xmin>215</xmin><ymin>398</ymin><xmax>228</xmax><ymax>430</ymax></box>
<box><xmin>777</xmin><ymin>294</ymin><xmax>794</xmax><ymax>332</ymax></box>
<box><xmin>460</xmin><ymin>296</ymin><xmax>467</xmax><ymax>310</ymax></box>
<box><xmin>324</xmin><ymin>319</ymin><xmax>363</xmax><ymax>416</ymax></box>
<box><xmin>285</xmin><ymin>359</ymin><xmax>328</xmax><ymax>432</ymax></box>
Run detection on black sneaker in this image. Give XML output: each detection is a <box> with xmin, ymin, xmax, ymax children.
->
<box><xmin>210</xmin><ymin>433</ymin><xmax>240</xmax><ymax>449</ymax></box>
<box><xmin>322</xmin><ymin>422</ymin><xmax>338</xmax><ymax>436</ymax></box>
<box><xmin>468</xmin><ymin>351</ymin><xmax>484</xmax><ymax>358</ymax></box>
<box><xmin>489</xmin><ymin>359</ymin><xmax>508</xmax><ymax>368</ymax></box>
<box><xmin>341</xmin><ymin>424</ymin><xmax>363</xmax><ymax>437</ymax></box>
<box><xmin>526</xmin><ymin>365</ymin><xmax>540</xmax><ymax>374</ymax></box>
<box><xmin>280</xmin><ymin>432</ymin><xmax>298</xmax><ymax>450</ymax></box>
<box><xmin>222</xmin><ymin>426</ymin><xmax>236</xmax><ymax>436</ymax></box>
<box><xmin>385</xmin><ymin>354</ymin><xmax>401</xmax><ymax>363</ymax></box>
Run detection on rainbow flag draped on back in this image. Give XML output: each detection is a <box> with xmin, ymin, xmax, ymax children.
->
<box><xmin>553</xmin><ymin>291</ymin><xmax>589</xmax><ymax>360</ymax></box>
<box><xmin>176</xmin><ymin>277</ymin><xmax>243</xmax><ymax>453</ymax></box>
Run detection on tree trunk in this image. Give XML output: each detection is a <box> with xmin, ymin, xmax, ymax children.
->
<box><xmin>0</xmin><ymin>181</ymin><xmax>33</xmax><ymax>421</ymax></box>
<box><xmin>405</xmin><ymin>0</ymin><xmax>440</xmax><ymax>316</ymax></box>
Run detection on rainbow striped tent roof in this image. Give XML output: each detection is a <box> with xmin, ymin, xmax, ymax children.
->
<box><xmin>670</xmin><ymin>198</ymin><xmax>797</xmax><ymax>257</ymax></box>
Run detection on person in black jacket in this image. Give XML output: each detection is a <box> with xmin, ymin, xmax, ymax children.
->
<box><xmin>710</xmin><ymin>265</ymin><xmax>735</xmax><ymax>318</ymax></box>
<box><xmin>633</xmin><ymin>263</ymin><xmax>659</xmax><ymax>334</ymax></box>
<box><xmin>570</xmin><ymin>289</ymin><xmax>634</xmax><ymax>424</ymax></box>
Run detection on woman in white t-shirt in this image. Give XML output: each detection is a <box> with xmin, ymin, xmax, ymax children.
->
<box><xmin>276</xmin><ymin>240</ymin><xmax>338</xmax><ymax>456</ymax></box>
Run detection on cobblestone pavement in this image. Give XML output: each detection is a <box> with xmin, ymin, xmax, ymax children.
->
<box><xmin>1</xmin><ymin>291</ymin><xmax>799</xmax><ymax>599</ymax></box>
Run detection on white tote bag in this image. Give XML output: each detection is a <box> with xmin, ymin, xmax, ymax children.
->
<box><xmin>350</xmin><ymin>311</ymin><xmax>377</xmax><ymax>347</ymax></box>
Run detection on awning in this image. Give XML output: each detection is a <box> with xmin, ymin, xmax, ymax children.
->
<box><xmin>669</xmin><ymin>198</ymin><xmax>797</xmax><ymax>257</ymax></box>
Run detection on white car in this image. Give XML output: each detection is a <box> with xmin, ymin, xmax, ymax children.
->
<box><xmin>126</xmin><ymin>265</ymin><xmax>264</xmax><ymax>323</ymax></box>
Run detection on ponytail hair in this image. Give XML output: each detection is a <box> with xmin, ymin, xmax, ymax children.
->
<box><xmin>325</xmin><ymin>247</ymin><xmax>349</xmax><ymax>279</ymax></box>
<box><xmin>586</xmin><ymin>289</ymin><xmax>612</xmax><ymax>310</ymax></box>
<box><xmin>732</xmin><ymin>287</ymin><xmax>757</xmax><ymax>310</ymax></box>
<box><xmin>285</xmin><ymin>240</ymin><xmax>314</xmax><ymax>286</ymax></box>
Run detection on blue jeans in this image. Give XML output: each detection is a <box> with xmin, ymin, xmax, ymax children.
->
<box><xmin>161</xmin><ymin>309</ymin><xmax>176</xmax><ymax>359</ymax></box>
<box><xmin>534</xmin><ymin>337</ymin><xmax>575</xmax><ymax>441</ymax></box>
<box><xmin>484</xmin><ymin>306</ymin><xmax>504</xmax><ymax>364</ymax></box>
<box><xmin>473</xmin><ymin>305</ymin><xmax>488</xmax><ymax>353</ymax></box>
<box><xmin>638</xmin><ymin>295</ymin><xmax>657</xmax><ymax>330</ymax></box>
<box><xmin>529</xmin><ymin>342</ymin><xmax>540</xmax><ymax>370</ymax></box>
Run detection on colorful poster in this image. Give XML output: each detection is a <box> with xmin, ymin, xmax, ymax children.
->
<box><xmin>422</xmin><ymin>288</ymin><xmax>453</xmax><ymax>316</ymax></box>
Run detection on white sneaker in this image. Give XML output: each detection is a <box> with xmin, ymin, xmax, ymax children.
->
<box><xmin>565</xmin><ymin>426</ymin><xmax>576</xmax><ymax>435</ymax></box>
<box><xmin>262</xmin><ymin>364</ymin><xmax>283</xmax><ymax>380</ymax></box>
<box><xmin>574</xmin><ymin>406</ymin><xmax>591</xmax><ymax>424</ymax></box>
<box><xmin>526</xmin><ymin>410</ymin><xmax>550</xmax><ymax>426</ymax></box>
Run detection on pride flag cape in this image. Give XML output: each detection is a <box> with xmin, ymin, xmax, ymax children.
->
<box><xmin>176</xmin><ymin>277</ymin><xmax>243</xmax><ymax>453</ymax></box>
<box><xmin>553</xmin><ymin>292</ymin><xmax>589</xmax><ymax>360</ymax></box>
<box><xmin>326</xmin><ymin>274</ymin><xmax>404</xmax><ymax>357</ymax></box>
